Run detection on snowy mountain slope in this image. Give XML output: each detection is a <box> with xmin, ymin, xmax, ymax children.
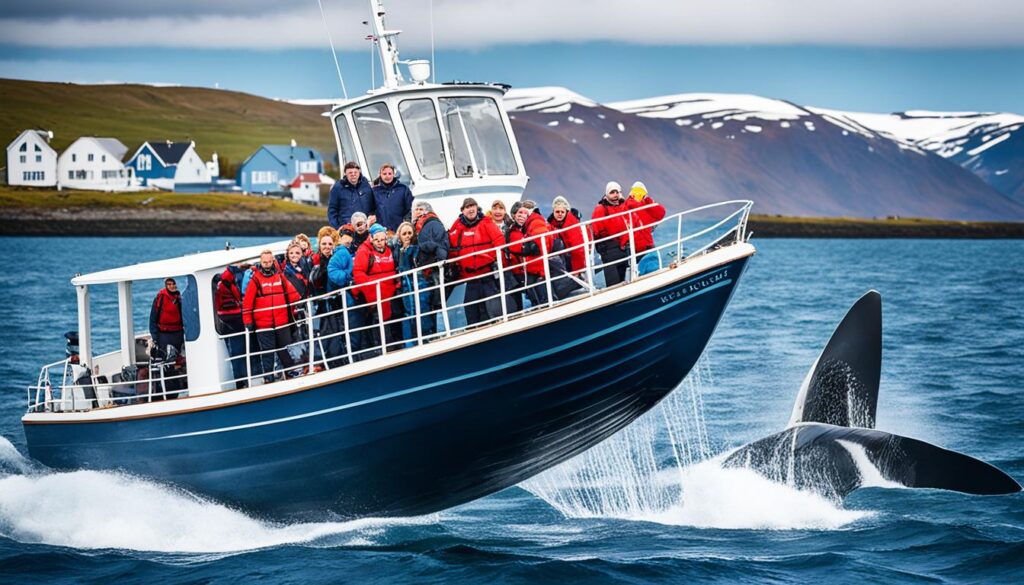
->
<box><xmin>842</xmin><ymin>111</ymin><xmax>1024</xmax><ymax>203</ymax></box>
<box><xmin>604</xmin><ymin>93</ymin><xmax>1024</xmax><ymax>206</ymax></box>
<box><xmin>504</xmin><ymin>87</ymin><xmax>1024</xmax><ymax>220</ymax></box>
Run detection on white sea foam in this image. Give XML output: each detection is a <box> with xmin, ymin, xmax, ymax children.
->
<box><xmin>0</xmin><ymin>439</ymin><xmax>434</xmax><ymax>553</ymax></box>
<box><xmin>641</xmin><ymin>459</ymin><xmax>869</xmax><ymax>530</ymax></box>
<box><xmin>522</xmin><ymin>361</ymin><xmax>871</xmax><ymax>531</ymax></box>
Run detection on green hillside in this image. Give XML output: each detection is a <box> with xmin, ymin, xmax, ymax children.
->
<box><xmin>0</xmin><ymin>78</ymin><xmax>337</xmax><ymax>177</ymax></box>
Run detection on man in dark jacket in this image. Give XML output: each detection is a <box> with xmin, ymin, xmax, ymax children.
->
<box><xmin>150</xmin><ymin>278</ymin><xmax>184</xmax><ymax>354</ymax></box>
<box><xmin>412</xmin><ymin>201</ymin><xmax>449</xmax><ymax>269</ymax></box>
<box><xmin>412</xmin><ymin>201</ymin><xmax>449</xmax><ymax>336</ymax></box>
<box><xmin>328</xmin><ymin>161</ymin><xmax>375</xmax><ymax>229</ymax></box>
<box><xmin>372</xmin><ymin>163</ymin><xmax>414</xmax><ymax>232</ymax></box>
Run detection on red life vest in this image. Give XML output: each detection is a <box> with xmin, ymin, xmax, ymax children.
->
<box><xmin>506</xmin><ymin>212</ymin><xmax>555</xmax><ymax>277</ymax></box>
<box><xmin>548</xmin><ymin>210</ymin><xmax>587</xmax><ymax>273</ymax></box>
<box><xmin>626</xmin><ymin>195</ymin><xmax>667</xmax><ymax>252</ymax></box>
<box><xmin>352</xmin><ymin>240</ymin><xmax>399</xmax><ymax>320</ymax></box>
<box><xmin>215</xmin><ymin>269</ymin><xmax>242</xmax><ymax>317</ymax></box>
<box><xmin>591</xmin><ymin>198</ymin><xmax>630</xmax><ymax>249</ymax></box>
<box><xmin>448</xmin><ymin>214</ymin><xmax>504</xmax><ymax>275</ymax></box>
<box><xmin>242</xmin><ymin>267</ymin><xmax>301</xmax><ymax>329</ymax></box>
<box><xmin>153</xmin><ymin>288</ymin><xmax>183</xmax><ymax>332</ymax></box>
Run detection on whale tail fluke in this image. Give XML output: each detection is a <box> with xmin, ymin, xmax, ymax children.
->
<box><xmin>788</xmin><ymin>290</ymin><xmax>882</xmax><ymax>429</ymax></box>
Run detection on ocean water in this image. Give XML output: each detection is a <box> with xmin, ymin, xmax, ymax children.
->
<box><xmin>0</xmin><ymin>236</ymin><xmax>1021</xmax><ymax>584</ymax></box>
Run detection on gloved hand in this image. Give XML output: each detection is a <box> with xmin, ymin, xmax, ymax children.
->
<box><xmin>246</xmin><ymin>323</ymin><xmax>256</xmax><ymax>333</ymax></box>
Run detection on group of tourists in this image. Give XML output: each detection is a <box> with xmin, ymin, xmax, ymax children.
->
<box><xmin>200</xmin><ymin>161</ymin><xmax>666</xmax><ymax>387</ymax></box>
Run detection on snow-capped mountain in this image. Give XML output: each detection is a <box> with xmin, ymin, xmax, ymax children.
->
<box><xmin>835</xmin><ymin>110</ymin><xmax>1024</xmax><ymax>203</ymax></box>
<box><xmin>503</xmin><ymin>88</ymin><xmax>1024</xmax><ymax>220</ymax></box>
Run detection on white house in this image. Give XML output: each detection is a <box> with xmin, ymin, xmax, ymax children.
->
<box><xmin>57</xmin><ymin>137</ymin><xmax>136</xmax><ymax>191</ymax></box>
<box><xmin>125</xmin><ymin>140</ymin><xmax>212</xmax><ymax>191</ymax></box>
<box><xmin>288</xmin><ymin>172</ymin><xmax>334</xmax><ymax>205</ymax></box>
<box><xmin>6</xmin><ymin>129</ymin><xmax>58</xmax><ymax>187</ymax></box>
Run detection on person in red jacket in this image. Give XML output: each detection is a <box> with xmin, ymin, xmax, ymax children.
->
<box><xmin>215</xmin><ymin>265</ymin><xmax>250</xmax><ymax>389</ymax></box>
<box><xmin>353</xmin><ymin>224</ymin><xmax>402</xmax><ymax>357</ymax></box>
<box><xmin>506</xmin><ymin>203</ymin><xmax>555</xmax><ymax>308</ymax></box>
<box><xmin>590</xmin><ymin>181</ymin><xmax>631</xmax><ymax>287</ymax></box>
<box><xmin>448</xmin><ymin>197</ymin><xmax>505</xmax><ymax>325</ymax></box>
<box><xmin>243</xmin><ymin>250</ymin><xmax>302</xmax><ymax>383</ymax></box>
<box><xmin>548</xmin><ymin>195</ymin><xmax>587</xmax><ymax>274</ymax></box>
<box><xmin>625</xmin><ymin>181</ymin><xmax>667</xmax><ymax>253</ymax></box>
<box><xmin>149</xmin><ymin>278</ymin><xmax>184</xmax><ymax>354</ymax></box>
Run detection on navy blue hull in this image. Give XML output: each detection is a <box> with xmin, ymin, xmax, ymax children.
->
<box><xmin>24</xmin><ymin>256</ymin><xmax>749</xmax><ymax>519</ymax></box>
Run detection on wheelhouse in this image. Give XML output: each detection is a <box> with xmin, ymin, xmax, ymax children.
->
<box><xmin>330</xmin><ymin>84</ymin><xmax>528</xmax><ymax>224</ymax></box>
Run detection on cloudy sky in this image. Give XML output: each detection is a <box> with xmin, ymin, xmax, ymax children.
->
<box><xmin>2</xmin><ymin>0</ymin><xmax>1023</xmax><ymax>111</ymax></box>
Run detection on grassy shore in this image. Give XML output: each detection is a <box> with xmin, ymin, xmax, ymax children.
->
<box><xmin>0</xmin><ymin>187</ymin><xmax>325</xmax><ymax>236</ymax></box>
<box><xmin>1</xmin><ymin>189</ymin><xmax>1022</xmax><ymax>237</ymax></box>
<box><xmin>747</xmin><ymin>214</ymin><xmax>1024</xmax><ymax>238</ymax></box>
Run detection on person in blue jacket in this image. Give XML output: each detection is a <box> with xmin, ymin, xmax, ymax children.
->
<box><xmin>324</xmin><ymin>226</ymin><xmax>359</xmax><ymax>365</ymax></box>
<box><xmin>328</xmin><ymin>161</ymin><xmax>375</xmax><ymax>229</ymax></box>
<box><xmin>372</xmin><ymin>163</ymin><xmax>414</xmax><ymax>232</ymax></box>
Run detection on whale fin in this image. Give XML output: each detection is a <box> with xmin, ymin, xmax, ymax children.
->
<box><xmin>832</xmin><ymin>426</ymin><xmax>1022</xmax><ymax>496</ymax></box>
<box><xmin>725</xmin><ymin>424</ymin><xmax>1022</xmax><ymax>499</ymax></box>
<box><xmin>788</xmin><ymin>290</ymin><xmax>882</xmax><ymax>428</ymax></box>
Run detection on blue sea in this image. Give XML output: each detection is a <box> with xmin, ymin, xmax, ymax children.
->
<box><xmin>1</xmin><ymin>237</ymin><xmax>1021</xmax><ymax>584</ymax></box>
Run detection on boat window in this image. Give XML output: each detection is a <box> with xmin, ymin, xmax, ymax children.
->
<box><xmin>352</xmin><ymin>102</ymin><xmax>407</xmax><ymax>178</ymax></box>
<box><xmin>439</xmin><ymin>97</ymin><xmax>517</xmax><ymax>177</ymax></box>
<box><xmin>333</xmin><ymin>114</ymin><xmax>359</xmax><ymax>169</ymax></box>
<box><xmin>398</xmin><ymin>99</ymin><xmax>447</xmax><ymax>180</ymax></box>
<box><xmin>181</xmin><ymin>275</ymin><xmax>200</xmax><ymax>342</ymax></box>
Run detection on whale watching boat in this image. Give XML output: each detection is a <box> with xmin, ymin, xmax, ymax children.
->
<box><xmin>21</xmin><ymin>1</ymin><xmax>756</xmax><ymax>519</ymax></box>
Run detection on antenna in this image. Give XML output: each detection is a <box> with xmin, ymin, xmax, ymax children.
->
<box><xmin>316</xmin><ymin>0</ymin><xmax>349</xmax><ymax>100</ymax></box>
<box><xmin>429</xmin><ymin>0</ymin><xmax>436</xmax><ymax>83</ymax></box>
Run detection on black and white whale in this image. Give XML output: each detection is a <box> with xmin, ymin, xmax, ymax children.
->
<box><xmin>724</xmin><ymin>290</ymin><xmax>1021</xmax><ymax>499</ymax></box>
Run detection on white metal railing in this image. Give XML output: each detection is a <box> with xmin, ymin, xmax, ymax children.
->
<box><xmin>27</xmin><ymin>200</ymin><xmax>752</xmax><ymax>412</ymax></box>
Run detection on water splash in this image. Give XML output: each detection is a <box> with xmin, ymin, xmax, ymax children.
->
<box><xmin>0</xmin><ymin>436</ymin><xmax>435</xmax><ymax>554</ymax></box>
<box><xmin>642</xmin><ymin>458</ymin><xmax>870</xmax><ymax>530</ymax></box>
<box><xmin>521</xmin><ymin>359</ymin><xmax>715</xmax><ymax>518</ymax></box>
<box><xmin>521</xmin><ymin>359</ymin><xmax>871</xmax><ymax>529</ymax></box>
<box><xmin>0</xmin><ymin>436</ymin><xmax>33</xmax><ymax>475</ymax></box>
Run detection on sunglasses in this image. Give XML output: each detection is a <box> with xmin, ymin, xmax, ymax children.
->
<box><xmin>356</xmin><ymin>222</ymin><xmax>366</xmax><ymax>227</ymax></box>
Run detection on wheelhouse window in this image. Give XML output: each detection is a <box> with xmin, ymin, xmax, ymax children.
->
<box><xmin>333</xmin><ymin>114</ymin><xmax>359</xmax><ymax>169</ymax></box>
<box><xmin>439</xmin><ymin>97</ymin><xmax>517</xmax><ymax>178</ymax></box>
<box><xmin>352</xmin><ymin>102</ymin><xmax>407</xmax><ymax>178</ymax></box>
<box><xmin>399</xmin><ymin>99</ymin><xmax>447</xmax><ymax>180</ymax></box>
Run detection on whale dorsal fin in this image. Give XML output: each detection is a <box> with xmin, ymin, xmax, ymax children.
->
<box><xmin>788</xmin><ymin>291</ymin><xmax>882</xmax><ymax>428</ymax></box>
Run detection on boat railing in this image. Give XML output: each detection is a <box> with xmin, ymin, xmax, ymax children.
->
<box><xmin>26</xmin><ymin>354</ymin><xmax>189</xmax><ymax>412</ymax></box>
<box><xmin>211</xmin><ymin>199</ymin><xmax>752</xmax><ymax>391</ymax></box>
<box><xmin>27</xmin><ymin>199</ymin><xmax>752</xmax><ymax>411</ymax></box>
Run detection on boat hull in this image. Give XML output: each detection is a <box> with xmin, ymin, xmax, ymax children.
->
<box><xmin>24</xmin><ymin>254</ymin><xmax>750</xmax><ymax>519</ymax></box>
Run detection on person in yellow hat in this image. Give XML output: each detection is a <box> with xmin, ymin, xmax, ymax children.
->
<box><xmin>625</xmin><ymin>181</ymin><xmax>666</xmax><ymax>253</ymax></box>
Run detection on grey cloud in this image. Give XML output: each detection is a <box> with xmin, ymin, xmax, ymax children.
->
<box><xmin>1</xmin><ymin>0</ymin><xmax>1023</xmax><ymax>49</ymax></box>
<box><xmin>2</xmin><ymin>0</ymin><xmax>292</xmax><ymax>19</ymax></box>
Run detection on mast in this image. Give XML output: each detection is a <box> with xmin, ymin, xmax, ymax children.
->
<box><xmin>369</xmin><ymin>0</ymin><xmax>404</xmax><ymax>89</ymax></box>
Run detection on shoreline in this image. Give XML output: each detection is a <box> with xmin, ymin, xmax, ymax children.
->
<box><xmin>1</xmin><ymin>190</ymin><xmax>1022</xmax><ymax>238</ymax></box>
<box><xmin>3</xmin><ymin>210</ymin><xmax>1022</xmax><ymax>238</ymax></box>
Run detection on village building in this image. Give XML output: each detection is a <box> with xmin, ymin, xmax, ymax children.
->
<box><xmin>288</xmin><ymin>172</ymin><xmax>334</xmax><ymax>205</ymax></box>
<box><xmin>125</xmin><ymin>140</ymin><xmax>212</xmax><ymax>191</ymax></box>
<box><xmin>6</xmin><ymin>129</ymin><xmax>58</xmax><ymax>187</ymax></box>
<box><xmin>237</xmin><ymin>142</ymin><xmax>324</xmax><ymax>194</ymax></box>
<box><xmin>56</xmin><ymin>137</ymin><xmax>135</xmax><ymax>191</ymax></box>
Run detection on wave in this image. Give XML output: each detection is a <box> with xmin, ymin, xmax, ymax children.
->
<box><xmin>0</xmin><ymin>437</ymin><xmax>434</xmax><ymax>554</ymax></box>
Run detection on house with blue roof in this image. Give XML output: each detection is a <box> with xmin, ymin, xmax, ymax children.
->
<box><xmin>237</xmin><ymin>142</ymin><xmax>324</xmax><ymax>194</ymax></box>
<box><xmin>125</xmin><ymin>140</ymin><xmax>212</xmax><ymax>190</ymax></box>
